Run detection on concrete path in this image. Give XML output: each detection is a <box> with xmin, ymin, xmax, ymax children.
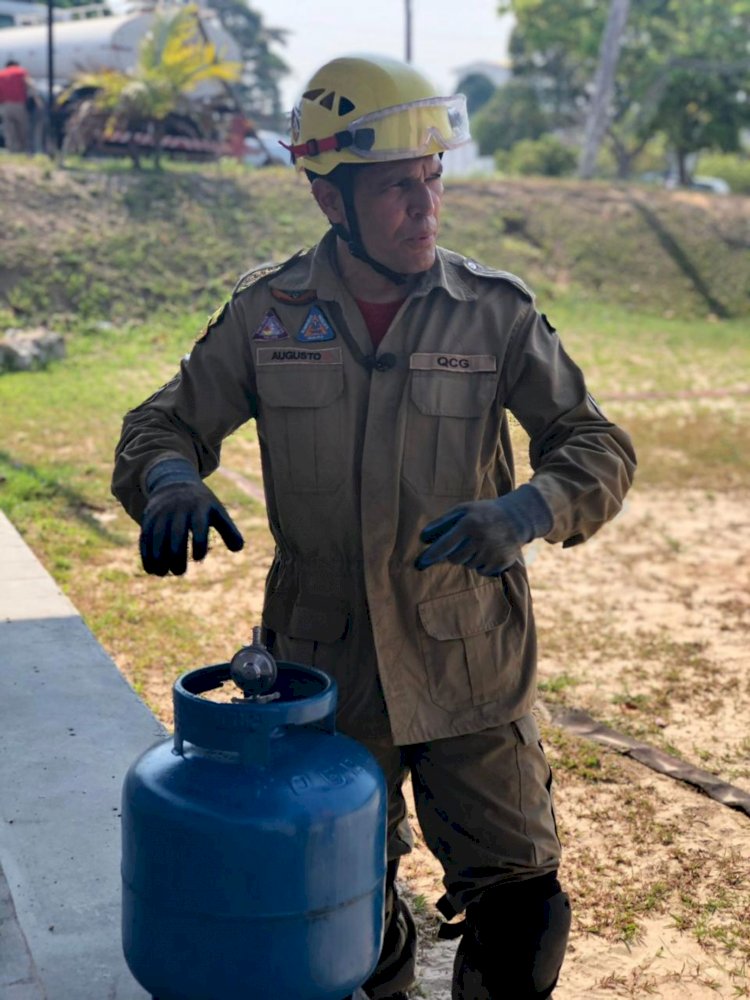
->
<box><xmin>0</xmin><ymin>511</ymin><xmax>161</xmax><ymax>999</ymax></box>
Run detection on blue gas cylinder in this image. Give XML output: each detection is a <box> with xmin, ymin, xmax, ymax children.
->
<box><xmin>122</xmin><ymin>657</ymin><xmax>387</xmax><ymax>1000</ymax></box>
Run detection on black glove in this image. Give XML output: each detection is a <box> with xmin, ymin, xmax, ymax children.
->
<box><xmin>139</xmin><ymin>458</ymin><xmax>244</xmax><ymax>576</ymax></box>
<box><xmin>415</xmin><ymin>484</ymin><xmax>552</xmax><ymax>577</ymax></box>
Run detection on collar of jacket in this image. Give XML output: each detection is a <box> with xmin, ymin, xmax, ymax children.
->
<box><xmin>268</xmin><ymin>230</ymin><xmax>479</xmax><ymax>305</ymax></box>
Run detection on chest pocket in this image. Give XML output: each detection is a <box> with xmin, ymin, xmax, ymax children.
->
<box><xmin>402</xmin><ymin>368</ymin><xmax>498</xmax><ymax>495</ymax></box>
<box><xmin>257</xmin><ymin>365</ymin><xmax>344</xmax><ymax>492</ymax></box>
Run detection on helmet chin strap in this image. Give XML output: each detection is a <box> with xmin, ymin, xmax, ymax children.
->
<box><xmin>333</xmin><ymin>182</ymin><xmax>409</xmax><ymax>286</ymax></box>
<box><xmin>332</xmin><ymin>221</ymin><xmax>409</xmax><ymax>286</ymax></box>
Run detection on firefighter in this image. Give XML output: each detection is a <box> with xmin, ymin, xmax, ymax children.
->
<box><xmin>113</xmin><ymin>55</ymin><xmax>636</xmax><ymax>999</ymax></box>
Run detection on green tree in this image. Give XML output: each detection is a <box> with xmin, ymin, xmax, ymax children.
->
<box><xmin>496</xmin><ymin>134</ymin><xmax>578</xmax><ymax>176</ymax></box>
<box><xmin>650</xmin><ymin>70</ymin><xmax>749</xmax><ymax>184</ymax></box>
<box><xmin>498</xmin><ymin>0</ymin><xmax>750</xmax><ymax>180</ymax></box>
<box><xmin>501</xmin><ymin>0</ymin><xmax>603</xmax><ymax>119</ymax></box>
<box><xmin>68</xmin><ymin>4</ymin><xmax>241</xmax><ymax>167</ymax></box>
<box><xmin>472</xmin><ymin>79</ymin><xmax>550</xmax><ymax>155</ymax></box>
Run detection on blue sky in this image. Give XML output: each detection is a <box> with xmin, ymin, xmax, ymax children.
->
<box><xmin>248</xmin><ymin>0</ymin><xmax>514</xmax><ymax>112</ymax></box>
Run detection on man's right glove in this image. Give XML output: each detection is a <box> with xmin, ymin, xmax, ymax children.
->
<box><xmin>139</xmin><ymin>458</ymin><xmax>244</xmax><ymax>577</ymax></box>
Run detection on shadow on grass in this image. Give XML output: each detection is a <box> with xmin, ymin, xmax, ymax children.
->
<box><xmin>629</xmin><ymin>195</ymin><xmax>730</xmax><ymax>319</ymax></box>
<box><xmin>0</xmin><ymin>450</ymin><xmax>126</xmax><ymax>546</ymax></box>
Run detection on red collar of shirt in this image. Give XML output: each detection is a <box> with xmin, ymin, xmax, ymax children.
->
<box><xmin>354</xmin><ymin>297</ymin><xmax>407</xmax><ymax>350</ymax></box>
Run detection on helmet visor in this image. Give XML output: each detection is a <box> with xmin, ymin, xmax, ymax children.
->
<box><xmin>344</xmin><ymin>95</ymin><xmax>470</xmax><ymax>160</ymax></box>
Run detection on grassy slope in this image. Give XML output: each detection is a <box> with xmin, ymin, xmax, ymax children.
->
<box><xmin>1</xmin><ymin>158</ymin><xmax>748</xmax><ymax>326</ymax></box>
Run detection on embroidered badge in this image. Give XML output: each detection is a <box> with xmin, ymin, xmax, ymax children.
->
<box><xmin>252</xmin><ymin>309</ymin><xmax>289</xmax><ymax>341</ymax></box>
<box><xmin>296</xmin><ymin>305</ymin><xmax>335</xmax><ymax>343</ymax></box>
<box><xmin>271</xmin><ymin>287</ymin><xmax>318</xmax><ymax>307</ymax></box>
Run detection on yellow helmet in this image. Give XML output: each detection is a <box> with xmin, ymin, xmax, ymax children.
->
<box><xmin>286</xmin><ymin>54</ymin><xmax>470</xmax><ymax>175</ymax></box>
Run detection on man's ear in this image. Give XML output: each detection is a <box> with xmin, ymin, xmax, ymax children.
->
<box><xmin>311</xmin><ymin>177</ymin><xmax>346</xmax><ymax>226</ymax></box>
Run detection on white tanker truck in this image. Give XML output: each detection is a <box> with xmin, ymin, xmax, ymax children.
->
<box><xmin>0</xmin><ymin>7</ymin><xmax>265</xmax><ymax>159</ymax></box>
<box><xmin>0</xmin><ymin>8</ymin><xmax>240</xmax><ymax>95</ymax></box>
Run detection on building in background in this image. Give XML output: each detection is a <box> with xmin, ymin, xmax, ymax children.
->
<box><xmin>452</xmin><ymin>59</ymin><xmax>511</xmax><ymax>92</ymax></box>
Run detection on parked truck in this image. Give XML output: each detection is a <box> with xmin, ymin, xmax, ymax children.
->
<box><xmin>0</xmin><ymin>6</ymin><xmax>269</xmax><ymax>159</ymax></box>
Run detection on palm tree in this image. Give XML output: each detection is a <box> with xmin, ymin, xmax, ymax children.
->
<box><xmin>66</xmin><ymin>4</ymin><xmax>241</xmax><ymax>167</ymax></box>
<box><xmin>209</xmin><ymin>0</ymin><xmax>289</xmax><ymax>129</ymax></box>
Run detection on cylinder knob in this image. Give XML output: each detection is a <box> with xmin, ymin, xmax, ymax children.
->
<box><xmin>229</xmin><ymin>628</ymin><xmax>278</xmax><ymax>700</ymax></box>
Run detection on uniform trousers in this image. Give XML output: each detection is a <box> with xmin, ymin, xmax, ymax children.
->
<box><xmin>339</xmin><ymin>715</ymin><xmax>563</xmax><ymax>999</ymax></box>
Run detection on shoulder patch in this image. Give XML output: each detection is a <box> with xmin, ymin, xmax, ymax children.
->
<box><xmin>232</xmin><ymin>250</ymin><xmax>306</xmax><ymax>298</ymax></box>
<box><xmin>462</xmin><ymin>258</ymin><xmax>534</xmax><ymax>300</ymax></box>
<box><xmin>195</xmin><ymin>300</ymin><xmax>229</xmax><ymax>344</ymax></box>
<box><xmin>271</xmin><ymin>286</ymin><xmax>317</xmax><ymax>306</ymax></box>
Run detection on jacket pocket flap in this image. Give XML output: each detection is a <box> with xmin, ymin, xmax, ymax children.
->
<box><xmin>288</xmin><ymin>604</ymin><xmax>348</xmax><ymax>642</ymax></box>
<box><xmin>418</xmin><ymin>582</ymin><xmax>510</xmax><ymax>641</ymax></box>
<box><xmin>410</xmin><ymin>371</ymin><xmax>497</xmax><ymax>417</ymax></box>
<box><xmin>264</xmin><ymin>589</ymin><xmax>348</xmax><ymax>643</ymax></box>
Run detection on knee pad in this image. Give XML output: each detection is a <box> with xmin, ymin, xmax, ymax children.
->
<box><xmin>453</xmin><ymin>873</ymin><xmax>571</xmax><ymax>1000</ymax></box>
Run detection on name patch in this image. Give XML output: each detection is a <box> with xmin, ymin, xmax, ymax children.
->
<box><xmin>256</xmin><ymin>346</ymin><xmax>343</xmax><ymax>366</ymax></box>
<box><xmin>409</xmin><ymin>353</ymin><xmax>497</xmax><ymax>373</ymax></box>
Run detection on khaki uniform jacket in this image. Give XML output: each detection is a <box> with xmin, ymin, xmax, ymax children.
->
<box><xmin>113</xmin><ymin>231</ymin><xmax>636</xmax><ymax>745</ymax></box>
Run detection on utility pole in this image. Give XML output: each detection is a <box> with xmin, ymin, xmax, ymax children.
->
<box><xmin>46</xmin><ymin>0</ymin><xmax>54</xmax><ymax>153</ymax></box>
<box><xmin>405</xmin><ymin>0</ymin><xmax>412</xmax><ymax>63</ymax></box>
<box><xmin>578</xmin><ymin>0</ymin><xmax>630</xmax><ymax>179</ymax></box>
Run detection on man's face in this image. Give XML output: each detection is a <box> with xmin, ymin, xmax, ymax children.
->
<box><xmin>353</xmin><ymin>154</ymin><xmax>444</xmax><ymax>274</ymax></box>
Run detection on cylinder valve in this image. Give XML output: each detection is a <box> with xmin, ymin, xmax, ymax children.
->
<box><xmin>229</xmin><ymin>627</ymin><xmax>279</xmax><ymax>701</ymax></box>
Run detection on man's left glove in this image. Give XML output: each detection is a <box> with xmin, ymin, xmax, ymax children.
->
<box><xmin>415</xmin><ymin>483</ymin><xmax>552</xmax><ymax>577</ymax></box>
<box><xmin>139</xmin><ymin>458</ymin><xmax>244</xmax><ymax>577</ymax></box>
